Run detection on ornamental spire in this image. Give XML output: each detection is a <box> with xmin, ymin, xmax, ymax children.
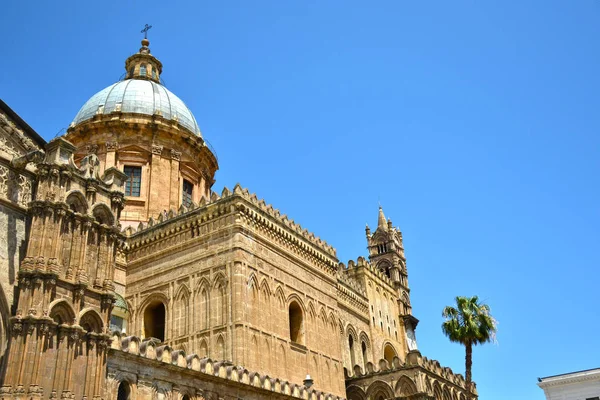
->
<box><xmin>377</xmin><ymin>206</ymin><xmax>387</xmax><ymax>231</ymax></box>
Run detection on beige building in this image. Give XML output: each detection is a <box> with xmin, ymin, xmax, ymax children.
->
<box><xmin>0</xmin><ymin>36</ymin><xmax>475</xmax><ymax>400</ymax></box>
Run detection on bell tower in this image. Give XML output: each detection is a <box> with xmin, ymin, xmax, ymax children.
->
<box><xmin>366</xmin><ymin>206</ymin><xmax>419</xmax><ymax>351</ymax></box>
<box><xmin>366</xmin><ymin>207</ymin><xmax>408</xmax><ymax>290</ymax></box>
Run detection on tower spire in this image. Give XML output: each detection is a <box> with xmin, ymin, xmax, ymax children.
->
<box><xmin>377</xmin><ymin>206</ymin><xmax>387</xmax><ymax>231</ymax></box>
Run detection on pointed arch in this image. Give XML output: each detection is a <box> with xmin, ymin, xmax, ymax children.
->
<box><xmin>365</xmin><ymin>380</ymin><xmax>394</xmax><ymax>400</ymax></box>
<box><xmin>347</xmin><ymin>325</ymin><xmax>357</xmax><ymax>370</ymax></box>
<box><xmin>65</xmin><ymin>190</ymin><xmax>88</xmax><ymax>214</ymax></box>
<box><xmin>278</xmin><ymin>343</ymin><xmax>287</xmax><ymax>378</ymax></box>
<box><xmin>216</xmin><ymin>334</ymin><xmax>226</xmax><ymax>360</ymax></box>
<box><xmin>324</xmin><ymin>360</ymin><xmax>332</xmax><ymax>392</ymax></box>
<box><xmin>395</xmin><ymin>375</ymin><xmax>417</xmax><ymax>396</ymax></box>
<box><xmin>443</xmin><ymin>386</ymin><xmax>452</xmax><ymax>400</ymax></box>
<box><xmin>383</xmin><ymin>342</ymin><xmax>397</xmax><ymax>365</ymax></box>
<box><xmin>433</xmin><ymin>381</ymin><xmax>443</xmax><ymax>400</ymax></box>
<box><xmin>259</xmin><ymin>278</ymin><xmax>271</xmax><ymax>298</ymax></box>
<box><xmin>195</xmin><ymin>279</ymin><xmax>210</xmax><ymax>332</ymax></box>
<box><xmin>49</xmin><ymin>299</ymin><xmax>75</xmax><ymax>325</ymax></box>
<box><xmin>318</xmin><ymin>306</ymin><xmax>328</xmax><ymax>326</ymax></box>
<box><xmin>346</xmin><ymin>385</ymin><xmax>366</xmax><ymax>400</ymax></box>
<box><xmin>261</xmin><ymin>337</ymin><xmax>271</xmax><ymax>373</ymax></box>
<box><xmin>307</xmin><ymin>300</ymin><xmax>316</xmax><ymax>322</ymax></box>
<box><xmin>287</xmin><ymin>296</ymin><xmax>305</xmax><ymax>345</ymax></box>
<box><xmin>78</xmin><ymin>308</ymin><xmax>104</xmax><ymax>333</ymax></box>
<box><xmin>250</xmin><ymin>335</ymin><xmax>259</xmax><ymax>369</ymax></box>
<box><xmin>259</xmin><ymin>278</ymin><xmax>271</xmax><ymax>330</ymax></box>
<box><xmin>213</xmin><ymin>273</ymin><xmax>227</xmax><ymax>326</ymax></box>
<box><xmin>198</xmin><ymin>338</ymin><xmax>208</xmax><ymax>358</ymax></box>
<box><xmin>174</xmin><ymin>284</ymin><xmax>190</xmax><ymax>337</ymax></box>
<box><xmin>275</xmin><ymin>286</ymin><xmax>286</xmax><ymax>306</ymax></box>
<box><xmin>91</xmin><ymin>203</ymin><xmax>115</xmax><ymax>226</ymax></box>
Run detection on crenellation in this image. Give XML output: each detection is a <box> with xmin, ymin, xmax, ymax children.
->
<box><xmin>108</xmin><ymin>332</ymin><xmax>346</xmax><ymax>400</ymax></box>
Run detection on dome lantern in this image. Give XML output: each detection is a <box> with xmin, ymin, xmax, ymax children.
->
<box><xmin>124</xmin><ymin>37</ymin><xmax>163</xmax><ymax>83</ymax></box>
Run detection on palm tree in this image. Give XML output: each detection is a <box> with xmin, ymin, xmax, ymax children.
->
<box><xmin>442</xmin><ymin>296</ymin><xmax>497</xmax><ymax>400</ymax></box>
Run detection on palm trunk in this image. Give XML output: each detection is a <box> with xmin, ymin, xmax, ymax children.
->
<box><xmin>465</xmin><ymin>341</ymin><xmax>473</xmax><ymax>400</ymax></box>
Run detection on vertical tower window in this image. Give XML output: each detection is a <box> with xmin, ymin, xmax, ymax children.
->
<box><xmin>144</xmin><ymin>301</ymin><xmax>165</xmax><ymax>342</ymax></box>
<box><xmin>152</xmin><ymin>69</ymin><xmax>158</xmax><ymax>80</ymax></box>
<box><xmin>349</xmin><ymin>335</ymin><xmax>356</xmax><ymax>368</ymax></box>
<box><xmin>182</xmin><ymin>179</ymin><xmax>193</xmax><ymax>207</ymax></box>
<box><xmin>124</xmin><ymin>166</ymin><xmax>142</xmax><ymax>197</ymax></box>
<box><xmin>289</xmin><ymin>301</ymin><xmax>304</xmax><ymax>344</ymax></box>
<box><xmin>129</xmin><ymin>67</ymin><xmax>134</xmax><ymax>78</ymax></box>
<box><xmin>140</xmin><ymin>64</ymin><xmax>147</xmax><ymax>77</ymax></box>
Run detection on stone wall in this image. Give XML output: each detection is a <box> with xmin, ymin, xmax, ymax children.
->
<box><xmin>0</xmin><ymin>102</ymin><xmax>44</xmax><ymax>383</ymax></box>
<box><xmin>123</xmin><ymin>185</ymin><xmax>345</xmax><ymax>396</ymax></box>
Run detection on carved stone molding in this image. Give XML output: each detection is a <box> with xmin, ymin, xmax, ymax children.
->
<box><xmin>170</xmin><ymin>149</ymin><xmax>182</xmax><ymax>161</ymax></box>
<box><xmin>106</xmin><ymin>141</ymin><xmax>119</xmax><ymax>151</ymax></box>
<box><xmin>152</xmin><ymin>144</ymin><xmax>163</xmax><ymax>155</ymax></box>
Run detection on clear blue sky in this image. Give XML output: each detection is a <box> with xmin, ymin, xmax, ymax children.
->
<box><xmin>2</xmin><ymin>2</ymin><xmax>599</xmax><ymax>399</ymax></box>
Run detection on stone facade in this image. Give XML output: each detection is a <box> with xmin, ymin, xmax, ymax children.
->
<box><xmin>0</xmin><ymin>38</ymin><xmax>476</xmax><ymax>400</ymax></box>
<box><xmin>0</xmin><ymin>100</ymin><xmax>46</xmax><ymax>382</ymax></box>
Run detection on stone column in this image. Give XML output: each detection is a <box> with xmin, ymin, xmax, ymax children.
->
<box><xmin>105</xmin><ymin>142</ymin><xmax>118</xmax><ymax>169</ymax></box>
<box><xmin>170</xmin><ymin>150</ymin><xmax>181</xmax><ymax>210</ymax></box>
<box><xmin>148</xmin><ymin>144</ymin><xmax>164</xmax><ymax>220</ymax></box>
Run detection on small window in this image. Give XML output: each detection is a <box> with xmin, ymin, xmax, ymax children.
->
<box><xmin>152</xmin><ymin>69</ymin><xmax>157</xmax><ymax>80</ymax></box>
<box><xmin>289</xmin><ymin>301</ymin><xmax>304</xmax><ymax>344</ymax></box>
<box><xmin>124</xmin><ymin>166</ymin><xmax>142</xmax><ymax>197</ymax></box>
<box><xmin>182</xmin><ymin>179</ymin><xmax>193</xmax><ymax>207</ymax></box>
<box><xmin>140</xmin><ymin>64</ymin><xmax>147</xmax><ymax>77</ymax></box>
<box><xmin>129</xmin><ymin>67</ymin><xmax>134</xmax><ymax>78</ymax></box>
<box><xmin>110</xmin><ymin>315</ymin><xmax>125</xmax><ymax>333</ymax></box>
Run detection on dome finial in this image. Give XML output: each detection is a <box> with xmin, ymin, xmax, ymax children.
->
<box><xmin>141</xmin><ymin>23</ymin><xmax>152</xmax><ymax>40</ymax></box>
<box><xmin>140</xmin><ymin>24</ymin><xmax>152</xmax><ymax>54</ymax></box>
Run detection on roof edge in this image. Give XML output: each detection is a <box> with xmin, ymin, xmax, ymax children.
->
<box><xmin>0</xmin><ymin>98</ymin><xmax>46</xmax><ymax>147</ymax></box>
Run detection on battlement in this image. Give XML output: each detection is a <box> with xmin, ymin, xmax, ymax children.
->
<box><xmin>124</xmin><ymin>184</ymin><xmax>336</xmax><ymax>255</ymax></box>
<box><xmin>123</xmin><ymin>183</ymin><xmax>339</xmax><ymax>275</ymax></box>
<box><xmin>109</xmin><ymin>332</ymin><xmax>345</xmax><ymax>400</ymax></box>
<box><xmin>346</xmin><ymin>351</ymin><xmax>476</xmax><ymax>394</ymax></box>
<box><xmin>341</xmin><ymin>256</ymin><xmax>396</xmax><ymax>290</ymax></box>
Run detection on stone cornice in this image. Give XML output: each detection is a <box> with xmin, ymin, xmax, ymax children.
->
<box><xmin>538</xmin><ymin>368</ymin><xmax>600</xmax><ymax>388</ymax></box>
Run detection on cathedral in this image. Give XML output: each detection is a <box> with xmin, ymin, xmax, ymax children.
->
<box><xmin>0</xmin><ymin>36</ymin><xmax>476</xmax><ymax>400</ymax></box>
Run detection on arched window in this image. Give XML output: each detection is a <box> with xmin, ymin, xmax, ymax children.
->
<box><xmin>383</xmin><ymin>343</ymin><xmax>397</xmax><ymax>365</ymax></box>
<box><xmin>349</xmin><ymin>335</ymin><xmax>356</xmax><ymax>368</ymax></box>
<box><xmin>182</xmin><ymin>396</ymin><xmax>190</xmax><ymax>400</ymax></box>
<box><xmin>361</xmin><ymin>341</ymin><xmax>368</xmax><ymax>368</ymax></box>
<box><xmin>117</xmin><ymin>381</ymin><xmax>131</xmax><ymax>400</ymax></box>
<box><xmin>152</xmin><ymin>69</ymin><xmax>158</xmax><ymax>80</ymax></box>
<box><xmin>129</xmin><ymin>67</ymin><xmax>134</xmax><ymax>78</ymax></box>
<box><xmin>140</xmin><ymin>64</ymin><xmax>147</xmax><ymax>77</ymax></box>
<box><xmin>144</xmin><ymin>301</ymin><xmax>165</xmax><ymax>341</ymax></box>
<box><xmin>289</xmin><ymin>301</ymin><xmax>304</xmax><ymax>344</ymax></box>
